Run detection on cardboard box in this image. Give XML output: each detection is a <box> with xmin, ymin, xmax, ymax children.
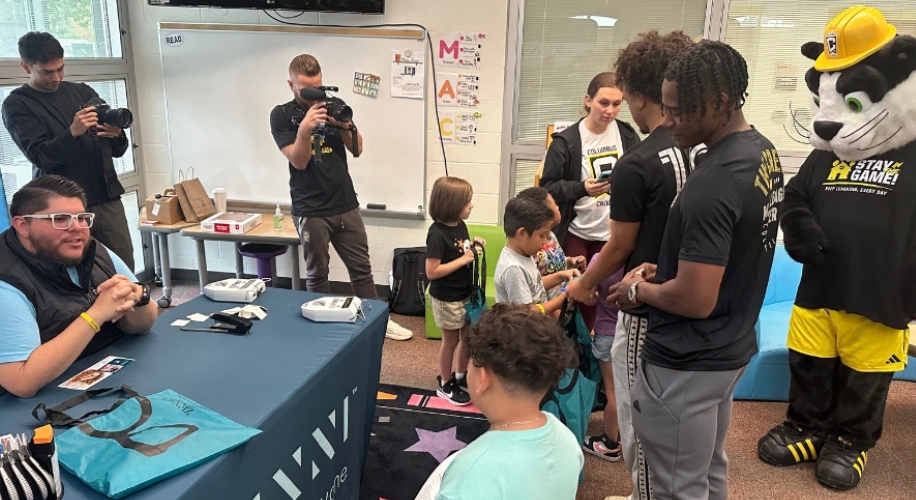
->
<box><xmin>144</xmin><ymin>189</ymin><xmax>184</xmax><ymax>225</ymax></box>
<box><xmin>200</xmin><ymin>212</ymin><xmax>262</xmax><ymax>234</ymax></box>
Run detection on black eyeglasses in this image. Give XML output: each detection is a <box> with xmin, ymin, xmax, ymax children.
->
<box><xmin>20</xmin><ymin>212</ymin><xmax>95</xmax><ymax>229</ymax></box>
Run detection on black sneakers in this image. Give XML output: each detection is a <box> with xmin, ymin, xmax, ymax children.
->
<box><xmin>815</xmin><ymin>435</ymin><xmax>868</xmax><ymax>491</ymax></box>
<box><xmin>437</xmin><ymin>374</ymin><xmax>470</xmax><ymax>406</ymax></box>
<box><xmin>758</xmin><ymin>421</ymin><xmax>825</xmax><ymax>466</ymax></box>
<box><xmin>583</xmin><ymin>434</ymin><xmax>622</xmax><ymax>462</ymax></box>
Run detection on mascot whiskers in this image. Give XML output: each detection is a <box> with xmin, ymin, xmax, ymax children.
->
<box><xmin>757</xmin><ymin>5</ymin><xmax>916</xmax><ymax>491</ymax></box>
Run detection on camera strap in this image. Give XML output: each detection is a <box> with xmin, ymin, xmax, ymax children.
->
<box><xmin>347</xmin><ymin>124</ymin><xmax>360</xmax><ymax>157</ymax></box>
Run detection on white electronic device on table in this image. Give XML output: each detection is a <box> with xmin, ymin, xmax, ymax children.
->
<box><xmin>203</xmin><ymin>278</ymin><xmax>266</xmax><ymax>303</ymax></box>
<box><xmin>301</xmin><ymin>296</ymin><xmax>364</xmax><ymax>323</ymax></box>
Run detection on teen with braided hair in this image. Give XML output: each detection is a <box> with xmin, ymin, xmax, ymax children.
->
<box><xmin>607</xmin><ymin>40</ymin><xmax>784</xmax><ymax>500</ymax></box>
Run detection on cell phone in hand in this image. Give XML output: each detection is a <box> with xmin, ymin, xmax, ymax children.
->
<box><xmin>597</xmin><ymin>169</ymin><xmax>613</xmax><ymax>182</ymax></box>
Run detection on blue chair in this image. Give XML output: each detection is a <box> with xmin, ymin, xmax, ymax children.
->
<box><xmin>734</xmin><ymin>244</ymin><xmax>916</xmax><ymax>401</ymax></box>
<box><xmin>0</xmin><ymin>172</ymin><xmax>10</xmax><ymax>232</ymax></box>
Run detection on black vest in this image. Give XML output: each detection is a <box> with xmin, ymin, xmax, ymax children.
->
<box><xmin>0</xmin><ymin>229</ymin><xmax>124</xmax><ymax>359</ymax></box>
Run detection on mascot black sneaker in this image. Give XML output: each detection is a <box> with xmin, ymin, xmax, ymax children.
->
<box><xmin>815</xmin><ymin>436</ymin><xmax>868</xmax><ymax>491</ymax></box>
<box><xmin>758</xmin><ymin>421</ymin><xmax>825</xmax><ymax>466</ymax></box>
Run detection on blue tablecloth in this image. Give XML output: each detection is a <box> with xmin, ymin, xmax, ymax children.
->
<box><xmin>0</xmin><ymin>288</ymin><xmax>387</xmax><ymax>500</ymax></box>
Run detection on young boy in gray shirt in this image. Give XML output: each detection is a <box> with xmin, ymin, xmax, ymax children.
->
<box><xmin>495</xmin><ymin>189</ymin><xmax>578</xmax><ymax>315</ymax></box>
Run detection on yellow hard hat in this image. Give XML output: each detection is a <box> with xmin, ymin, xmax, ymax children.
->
<box><xmin>815</xmin><ymin>5</ymin><xmax>896</xmax><ymax>72</ymax></box>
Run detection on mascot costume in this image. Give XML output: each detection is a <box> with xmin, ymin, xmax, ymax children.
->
<box><xmin>757</xmin><ymin>5</ymin><xmax>916</xmax><ymax>491</ymax></box>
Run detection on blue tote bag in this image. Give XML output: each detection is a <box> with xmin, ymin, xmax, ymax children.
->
<box><xmin>464</xmin><ymin>244</ymin><xmax>487</xmax><ymax>326</ymax></box>
<box><xmin>36</xmin><ymin>386</ymin><xmax>260</xmax><ymax>499</ymax></box>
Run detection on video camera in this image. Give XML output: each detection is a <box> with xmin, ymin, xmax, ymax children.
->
<box><xmin>82</xmin><ymin>97</ymin><xmax>133</xmax><ymax>133</ymax></box>
<box><xmin>292</xmin><ymin>86</ymin><xmax>358</xmax><ymax>164</ymax></box>
<box><xmin>299</xmin><ymin>86</ymin><xmax>353</xmax><ymax>123</ymax></box>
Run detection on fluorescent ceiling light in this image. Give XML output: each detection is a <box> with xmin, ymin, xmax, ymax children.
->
<box><xmin>571</xmin><ymin>15</ymin><xmax>618</xmax><ymax>27</ymax></box>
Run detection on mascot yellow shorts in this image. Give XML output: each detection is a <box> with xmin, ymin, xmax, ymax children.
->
<box><xmin>788</xmin><ymin>306</ymin><xmax>909</xmax><ymax>372</ymax></box>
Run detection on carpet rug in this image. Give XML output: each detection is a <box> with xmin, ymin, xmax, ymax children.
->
<box><xmin>359</xmin><ymin>384</ymin><xmax>489</xmax><ymax>500</ymax></box>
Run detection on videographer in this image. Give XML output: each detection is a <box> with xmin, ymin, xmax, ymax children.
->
<box><xmin>2</xmin><ymin>32</ymin><xmax>135</xmax><ymax>269</ymax></box>
<box><xmin>270</xmin><ymin>54</ymin><xmax>412</xmax><ymax>340</ymax></box>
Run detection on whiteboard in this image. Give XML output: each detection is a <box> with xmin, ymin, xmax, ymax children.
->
<box><xmin>157</xmin><ymin>23</ymin><xmax>427</xmax><ymax>215</ymax></box>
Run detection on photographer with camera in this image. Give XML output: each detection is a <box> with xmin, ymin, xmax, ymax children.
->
<box><xmin>2</xmin><ymin>32</ymin><xmax>135</xmax><ymax>269</ymax></box>
<box><xmin>270</xmin><ymin>54</ymin><xmax>412</xmax><ymax>340</ymax></box>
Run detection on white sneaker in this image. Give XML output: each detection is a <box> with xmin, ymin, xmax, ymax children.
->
<box><xmin>385</xmin><ymin>319</ymin><xmax>413</xmax><ymax>340</ymax></box>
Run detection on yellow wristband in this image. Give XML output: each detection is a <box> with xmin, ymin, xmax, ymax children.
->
<box><xmin>80</xmin><ymin>312</ymin><xmax>101</xmax><ymax>333</ymax></box>
<box><xmin>535</xmin><ymin>304</ymin><xmax>546</xmax><ymax>315</ymax></box>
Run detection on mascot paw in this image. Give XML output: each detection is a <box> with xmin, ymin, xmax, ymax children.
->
<box><xmin>815</xmin><ymin>436</ymin><xmax>867</xmax><ymax>491</ymax></box>
<box><xmin>781</xmin><ymin>210</ymin><xmax>829</xmax><ymax>265</ymax></box>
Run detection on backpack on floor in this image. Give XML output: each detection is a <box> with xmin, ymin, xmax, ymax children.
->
<box><xmin>388</xmin><ymin>247</ymin><xmax>428</xmax><ymax>316</ymax></box>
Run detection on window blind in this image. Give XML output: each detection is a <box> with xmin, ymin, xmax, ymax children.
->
<box><xmin>517</xmin><ymin>0</ymin><xmax>708</xmax><ymax>142</ymax></box>
<box><xmin>0</xmin><ymin>0</ymin><xmax>123</xmax><ymax>59</ymax></box>
<box><xmin>725</xmin><ymin>0</ymin><xmax>916</xmax><ymax>154</ymax></box>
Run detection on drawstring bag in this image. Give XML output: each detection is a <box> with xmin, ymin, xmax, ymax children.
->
<box><xmin>33</xmin><ymin>386</ymin><xmax>260</xmax><ymax>499</ymax></box>
<box><xmin>540</xmin><ymin>299</ymin><xmax>600</xmax><ymax>483</ymax></box>
<box><xmin>464</xmin><ymin>244</ymin><xmax>487</xmax><ymax>327</ymax></box>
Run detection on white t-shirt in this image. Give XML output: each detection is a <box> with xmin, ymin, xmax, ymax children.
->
<box><xmin>568</xmin><ymin>120</ymin><xmax>623</xmax><ymax>242</ymax></box>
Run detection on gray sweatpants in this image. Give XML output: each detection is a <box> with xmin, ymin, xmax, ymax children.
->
<box><xmin>631</xmin><ymin>360</ymin><xmax>744</xmax><ymax>500</ymax></box>
<box><xmin>294</xmin><ymin>207</ymin><xmax>377</xmax><ymax>298</ymax></box>
<box><xmin>613</xmin><ymin>311</ymin><xmax>653</xmax><ymax>500</ymax></box>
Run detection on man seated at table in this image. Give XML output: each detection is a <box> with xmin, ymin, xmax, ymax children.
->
<box><xmin>0</xmin><ymin>175</ymin><xmax>157</xmax><ymax>398</ymax></box>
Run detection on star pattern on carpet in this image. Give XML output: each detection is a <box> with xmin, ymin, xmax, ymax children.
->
<box><xmin>404</xmin><ymin>426</ymin><xmax>467</xmax><ymax>462</ymax></box>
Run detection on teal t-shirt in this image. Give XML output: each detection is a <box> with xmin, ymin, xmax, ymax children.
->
<box><xmin>435</xmin><ymin>412</ymin><xmax>583</xmax><ymax>500</ymax></box>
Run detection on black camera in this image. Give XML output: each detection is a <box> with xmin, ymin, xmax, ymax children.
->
<box><xmin>299</xmin><ymin>86</ymin><xmax>353</xmax><ymax>123</ymax></box>
<box><xmin>83</xmin><ymin>97</ymin><xmax>133</xmax><ymax>130</ymax></box>
<box><xmin>293</xmin><ymin>86</ymin><xmax>358</xmax><ymax>164</ymax></box>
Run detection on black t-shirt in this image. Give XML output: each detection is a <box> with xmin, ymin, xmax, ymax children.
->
<box><xmin>269</xmin><ymin>100</ymin><xmax>359</xmax><ymax>217</ymax></box>
<box><xmin>611</xmin><ymin>127</ymin><xmax>691</xmax><ymax>276</ymax></box>
<box><xmin>426</xmin><ymin>221</ymin><xmax>473</xmax><ymax>301</ymax></box>
<box><xmin>642</xmin><ymin>129</ymin><xmax>784</xmax><ymax>371</ymax></box>
<box><xmin>790</xmin><ymin>142</ymin><xmax>916</xmax><ymax>329</ymax></box>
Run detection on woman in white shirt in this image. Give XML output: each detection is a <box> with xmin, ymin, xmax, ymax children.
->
<box><xmin>540</xmin><ymin>72</ymin><xmax>639</xmax><ymax>330</ymax></box>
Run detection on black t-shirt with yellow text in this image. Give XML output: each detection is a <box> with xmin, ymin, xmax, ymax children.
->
<box><xmin>269</xmin><ymin>100</ymin><xmax>359</xmax><ymax>218</ymax></box>
<box><xmin>643</xmin><ymin>129</ymin><xmax>784</xmax><ymax>371</ymax></box>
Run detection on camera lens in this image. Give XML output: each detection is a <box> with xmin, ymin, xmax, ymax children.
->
<box><xmin>330</xmin><ymin>104</ymin><xmax>353</xmax><ymax>123</ymax></box>
<box><xmin>112</xmin><ymin>108</ymin><xmax>133</xmax><ymax>129</ymax></box>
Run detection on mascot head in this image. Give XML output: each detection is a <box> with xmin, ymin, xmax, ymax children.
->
<box><xmin>802</xmin><ymin>5</ymin><xmax>916</xmax><ymax>161</ymax></box>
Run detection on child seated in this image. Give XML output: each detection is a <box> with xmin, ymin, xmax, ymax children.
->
<box><xmin>495</xmin><ymin>193</ymin><xmax>578</xmax><ymax>315</ymax></box>
<box><xmin>434</xmin><ymin>303</ymin><xmax>584</xmax><ymax>499</ymax></box>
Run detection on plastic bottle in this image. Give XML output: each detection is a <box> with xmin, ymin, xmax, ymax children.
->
<box><xmin>273</xmin><ymin>204</ymin><xmax>283</xmax><ymax>231</ymax></box>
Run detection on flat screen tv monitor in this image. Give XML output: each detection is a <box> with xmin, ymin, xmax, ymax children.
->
<box><xmin>148</xmin><ymin>0</ymin><xmax>384</xmax><ymax>14</ymax></box>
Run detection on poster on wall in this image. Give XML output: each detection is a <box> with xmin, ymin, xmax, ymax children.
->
<box><xmin>391</xmin><ymin>50</ymin><xmax>425</xmax><ymax>99</ymax></box>
<box><xmin>438</xmin><ymin>110</ymin><xmax>479</xmax><ymax>145</ymax></box>
<box><xmin>437</xmin><ymin>73</ymin><xmax>480</xmax><ymax>108</ymax></box>
<box><xmin>353</xmin><ymin>72</ymin><xmax>380</xmax><ymax>98</ymax></box>
<box><xmin>437</xmin><ymin>32</ymin><xmax>484</xmax><ymax>69</ymax></box>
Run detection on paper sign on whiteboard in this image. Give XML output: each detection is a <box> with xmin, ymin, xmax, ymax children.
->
<box><xmin>391</xmin><ymin>50</ymin><xmax>425</xmax><ymax>99</ymax></box>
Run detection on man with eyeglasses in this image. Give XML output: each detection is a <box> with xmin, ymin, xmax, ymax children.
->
<box><xmin>0</xmin><ymin>175</ymin><xmax>156</xmax><ymax>398</ymax></box>
<box><xmin>269</xmin><ymin>53</ymin><xmax>413</xmax><ymax>340</ymax></box>
<box><xmin>1</xmin><ymin>31</ymin><xmax>135</xmax><ymax>269</ymax></box>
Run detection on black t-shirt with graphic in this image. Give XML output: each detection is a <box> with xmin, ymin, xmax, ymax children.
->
<box><xmin>790</xmin><ymin>142</ymin><xmax>916</xmax><ymax>330</ymax></box>
<box><xmin>269</xmin><ymin>100</ymin><xmax>359</xmax><ymax>217</ymax></box>
<box><xmin>643</xmin><ymin>129</ymin><xmax>784</xmax><ymax>371</ymax></box>
<box><xmin>610</xmin><ymin>127</ymin><xmax>691</xmax><ymax>276</ymax></box>
<box><xmin>426</xmin><ymin>221</ymin><xmax>473</xmax><ymax>301</ymax></box>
